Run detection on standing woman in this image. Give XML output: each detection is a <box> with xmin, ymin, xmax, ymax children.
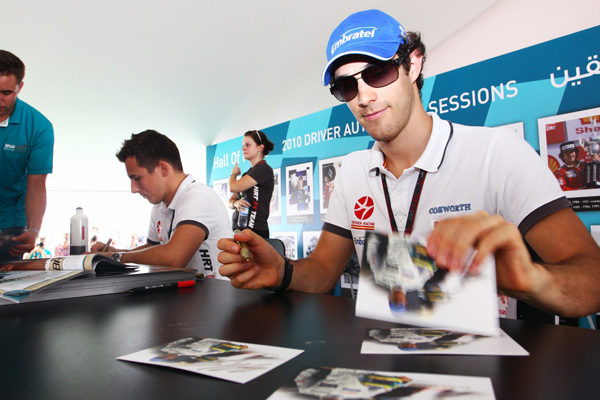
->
<box><xmin>229</xmin><ymin>130</ymin><xmax>275</xmax><ymax>238</ymax></box>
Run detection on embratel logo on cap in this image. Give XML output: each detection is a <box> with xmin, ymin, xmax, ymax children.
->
<box><xmin>331</xmin><ymin>27</ymin><xmax>378</xmax><ymax>55</ymax></box>
<box><xmin>351</xmin><ymin>196</ymin><xmax>375</xmax><ymax>230</ymax></box>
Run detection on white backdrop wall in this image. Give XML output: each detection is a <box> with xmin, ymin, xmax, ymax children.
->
<box><xmin>424</xmin><ymin>0</ymin><xmax>599</xmax><ymax>77</ymax></box>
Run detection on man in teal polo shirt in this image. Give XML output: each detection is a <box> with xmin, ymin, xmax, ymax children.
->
<box><xmin>0</xmin><ymin>50</ymin><xmax>53</xmax><ymax>260</ymax></box>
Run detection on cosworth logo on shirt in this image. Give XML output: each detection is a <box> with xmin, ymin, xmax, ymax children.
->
<box><xmin>351</xmin><ymin>196</ymin><xmax>375</xmax><ymax>230</ymax></box>
<box><xmin>428</xmin><ymin>203</ymin><xmax>472</xmax><ymax>215</ymax></box>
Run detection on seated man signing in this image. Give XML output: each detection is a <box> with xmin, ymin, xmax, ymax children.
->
<box><xmin>92</xmin><ymin>130</ymin><xmax>233</xmax><ymax>278</ymax></box>
<box><xmin>217</xmin><ymin>9</ymin><xmax>600</xmax><ymax>317</ymax></box>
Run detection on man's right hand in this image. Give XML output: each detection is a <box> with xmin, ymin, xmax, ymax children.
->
<box><xmin>217</xmin><ymin>229</ymin><xmax>285</xmax><ymax>289</ymax></box>
<box><xmin>90</xmin><ymin>241</ymin><xmax>116</xmax><ymax>253</ymax></box>
<box><xmin>9</xmin><ymin>229</ymin><xmax>37</xmax><ymax>257</ymax></box>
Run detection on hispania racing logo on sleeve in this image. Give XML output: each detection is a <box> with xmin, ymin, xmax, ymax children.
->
<box><xmin>351</xmin><ymin>196</ymin><xmax>375</xmax><ymax>230</ymax></box>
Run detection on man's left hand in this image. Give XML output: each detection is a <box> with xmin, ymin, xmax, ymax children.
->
<box><xmin>9</xmin><ymin>229</ymin><xmax>37</xmax><ymax>257</ymax></box>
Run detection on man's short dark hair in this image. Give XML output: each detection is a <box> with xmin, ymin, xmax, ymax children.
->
<box><xmin>0</xmin><ymin>50</ymin><xmax>25</xmax><ymax>83</ymax></box>
<box><xmin>396</xmin><ymin>31</ymin><xmax>426</xmax><ymax>94</ymax></box>
<box><xmin>116</xmin><ymin>130</ymin><xmax>183</xmax><ymax>172</ymax></box>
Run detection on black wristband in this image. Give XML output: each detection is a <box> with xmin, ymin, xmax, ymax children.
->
<box><xmin>268</xmin><ymin>257</ymin><xmax>293</xmax><ymax>293</ymax></box>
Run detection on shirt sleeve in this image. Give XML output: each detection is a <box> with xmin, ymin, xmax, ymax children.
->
<box><xmin>27</xmin><ymin>121</ymin><xmax>54</xmax><ymax>175</ymax></box>
<box><xmin>173</xmin><ymin>188</ymin><xmax>219</xmax><ymax>239</ymax></box>
<box><xmin>247</xmin><ymin>162</ymin><xmax>273</xmax><ymax>185</ymax></box>
<box><xmin>487</xmin><ymin>131</ymin><xmax>569</xmax><ymax>235</ymax></box>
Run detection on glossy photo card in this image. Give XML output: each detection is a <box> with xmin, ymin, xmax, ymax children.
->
<box><xmin>118</xmin><ymin>337</ymin><xmax>303</xmax><ymax>384</ymax></box>
<box><xmin>267</xmin><ymin>367</ymin><xmax>495</xmax><ymax>399</ymax></box>
<box><xmin>355</xmin><ymin>232</ymin><xmax>499</xmax><ymax>336</ymax></box>
<box><xmin>361</xmin><ymin>327</ymin><xmax>528</xmax><ymax>355</ymax></box>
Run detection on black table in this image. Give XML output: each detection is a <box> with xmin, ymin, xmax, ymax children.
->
<box><xmin>1</xmin><ymin>278</ymin><xmax>598</xmax><ymax>399</ymax></box>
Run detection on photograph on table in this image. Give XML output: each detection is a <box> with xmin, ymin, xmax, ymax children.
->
<box><xmin>267</xmin><ymin>367</ymin><xmax>495</xmax><ymax>399</ymax></box>
<box><xmin>355</xmin><ymin>231</ymin><xmax>499</xmax><ymax>336</ymax></box>
<box><xmin>318</xmin><ymin>156</ymin><xmax>344</xmax><ymax>218</ymax></box>
<box><xmin>118</xmin><ymin>337</ymin><xmax>303</xmax><ymax>384</ymax></box>
<box><xmin>361</xmin><ymin>327</ymin><xmax>527</xmax><ymax>355</ymax></box>
<box><xmin>538</xmin><ymin>107</ymin><xmax>600</xmax><ymax>204</ymax></box>
<box><xmin>285</xmin><ymin>162</ymin><xmax>314</xmax><ymax>223</ymax></box>
<box><xmin>272</xmin><ymin>231</ymin><xmax>298</xmax><ymax>260</ymax></box>
<box><xmin>269</xmin><ymin>168</ymin><xmax>282</xmax><ymax>224</ymax></box>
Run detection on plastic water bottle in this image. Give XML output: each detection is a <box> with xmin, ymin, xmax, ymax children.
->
<box><xmin>70</xmin><ymin>207</ymin><xmax>88</xmax><ymax>255</ymax></box>
<box><xmin>237</xmin><ymin>202</ymin><xmax>249</xmax><ymax>228</ymax></box>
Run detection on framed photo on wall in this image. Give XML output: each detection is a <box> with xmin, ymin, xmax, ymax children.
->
<box><xmin>272</xmin><ymin>231</ymin><xmax>298</xmax><ymax>260</ymax></box>
<box><xmin>302</xmin><ymin>230</ymin><xmax>321</xmax><ymax>258</ymax></box>
<box><xmin>268</xmin><ymin>168</ymin><xmax>282</xmax><ymax>225</ymax></box>
<box><xmin>212</xmin><ymin>178</ymin><xmax>234</xmax><ymax>220</ymax></box>
<box><xmin>285</xmin><ymin>162</ymin><xmax>314</xmax><ymax>223</ymax></box>
<box><xmin>538</xmin><ymin>107</ymin><xmax>600</xmax><ymax>209</ymax></box>
<box><xmin>492</xmin><ymin>121</ymin><xmax>525</xmax><ymax>139</ymax></box>
<box><xmin>318</xmin><ymin>156</ymin><xmax>344</xmax><ymax>219</ymax></box>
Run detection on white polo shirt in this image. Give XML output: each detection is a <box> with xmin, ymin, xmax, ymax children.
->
<box><xmin>324</xmin><ymin>113</ymin><xmax>569</xmax><ymax>262</ymax></box>
<box><xmin>147</xmin><ymin>175</ymin><xmax>233</xmax><ymax>278</ymax></box>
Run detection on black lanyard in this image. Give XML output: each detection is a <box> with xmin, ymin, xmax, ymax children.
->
<box><xmin>381</xmin><ymin>169</ymin><xmax>426</xmax><ymax>235</ymax></box>
<box><xmin>380</xmin><ymin>121</ymin><xmax>454</xmax><ymax>235</ymax></box>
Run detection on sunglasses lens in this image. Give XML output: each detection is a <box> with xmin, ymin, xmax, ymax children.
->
<box><xmin>331</xmin><ymin>77</ymin><xmax>358</xmax><ymax>102</ymax></box>
<box><xmin>362</xmin><ymin>63</ymin><xmax>399</xmax><ymax>88</ymax></box>
<box><xmin>329</xmin><ymin>60</ymin><xmax>400</xmax><ymax>102</ymax></box>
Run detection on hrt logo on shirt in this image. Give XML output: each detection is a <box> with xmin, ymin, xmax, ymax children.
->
<box><xmin>199</xmin><ymin>249</ymin><xmax>213</xmax><ymax>272</ymax></box>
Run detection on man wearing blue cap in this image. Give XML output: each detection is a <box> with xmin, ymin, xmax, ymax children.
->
<box><xmin>218</xmin><ymin>9</ymin><xmax>600</xmax><ymax>317</ymax></box>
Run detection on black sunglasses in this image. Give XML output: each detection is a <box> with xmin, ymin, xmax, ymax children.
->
<box><xmin>329</xmin><ymin>58</ymin><xmax>403</xmax><ymax>102</ymax></box>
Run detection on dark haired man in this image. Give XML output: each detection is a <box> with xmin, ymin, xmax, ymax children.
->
<box><xmin>0</xmin><ymin>50</ymin><xmax>53</xmax><ymax>259</ymax></box>
<box><xmin>218</xmin><ymin>9</ymin><xmax>600</xmax><ymax>317</ymax></box>
<box><xmin>554</xmin><ymin>141</ymin><xmax>584</xmax><ymax>190</ymax></box>
<box><xmin>92</xmin><ymin>130</ymin><xmax>232</xmax><ymax>277</ymax></box>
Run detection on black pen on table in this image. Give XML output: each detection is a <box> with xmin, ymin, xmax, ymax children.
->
<box><xmin>128</xmin><ymin>280</ymin><xmax>196</xmax><ymax>294</ymax></box>
<box><xmin>101</xmin><ymin>238</ymin><xmax>112</xmax><ymax>252</ymax></box>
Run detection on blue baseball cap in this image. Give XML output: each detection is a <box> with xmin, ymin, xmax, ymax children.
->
<box><xmin>322</xmin><ymin>9</ymin><xmax>406</xmax><ymax>86</ymax></box>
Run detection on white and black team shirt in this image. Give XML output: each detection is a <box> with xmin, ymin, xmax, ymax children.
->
<box><xmin>147</xmin><ymin>175</ymin><xmax>233</xmax><ymax>278</ymax></box>
<box><xmin>324</xmin><ymin>112</ymin><xmax>569</xmax><ymax>263</ymax></box>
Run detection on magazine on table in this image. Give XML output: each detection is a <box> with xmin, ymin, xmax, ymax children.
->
<box><xmin>44</xmin><ymin>254</ymin><xmax>138</xmax><ymax>273</ymax></box>
<box><xmin>267</xmin><ymin>367</ymin><xmax>495</xmax><ymax>399</ymax></box>
<box><xmin>118</xmin><ymin>337</ymin><xmax>303</xmax><ymax>384</ymax></box>
<box><xmin>1</xmin><ymin>254</ymin><xmax>138</xmax><ymax>274</ymax></box>
<box><xmin>0</xmin><ymin>270</ymin><xmax>83</xmax><ymax>303</ymax></box>
<box><xmin>0</xmin><ymin>265</ymin><xmax>196</xmax><ymax>304</ymax></box>
<box><xmin>355</xmin><ymin>231</ymin><xmax>499</xmax><ymax>336</ymax></box>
